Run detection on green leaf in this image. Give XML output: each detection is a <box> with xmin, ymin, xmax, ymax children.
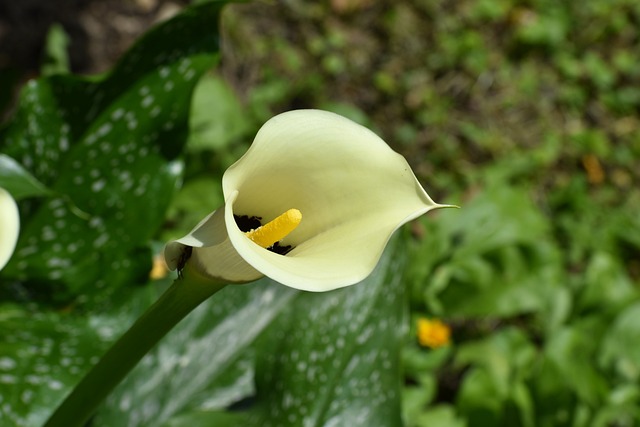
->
<box><xmin>251</xmin><ymin>241</ymin><xmax>406</xmax><ymax>426</ymax></box>
<box><xmin>0</xmin><ymin>1</ymin><xmax>227</xmax><ymax>305</ymax></box>
<box><xmin>416</xmin><ymin>187</ymin><xmax>567</xmax><ymax>322</ymax></box>
<box><xmin>41</xmin><ymin>23</ymin><xmax>70</xmax><ymax>76</ymax></box>
<box><xmin>92</xmin><ymin>241</ymin><xmax>408</xmax><ymax>427</ymax></box>
<box><xmin>0</xmin><ymin>154</ymin><xmax>51</xmax><ymax>199</ymax></box>
<box><xmin>601</xmin><ymin>302</ymin><xmax>640</xmax><ymax>381</ymax></box>
<box><xmin>545</xmin><ymin>326</ymin><xmax>608</xmax><ymax>406</ymax></box>
<box><xmin>410</xmin><ymin>405</ymin><xmax>466</xmax><ymax>427</ymax></box>
<box><xmin>577</xmin><ymin>252</ymin><xmax>636</xmax><ymax>313</ymax></box>
<box><xmin>0</xmin><ymin>304</ymin><xmax>116</xmax><ymax>427</ymax></box>
<box><xmin>188</xmin><ymin>74</ymin><xmax>253</xmax><ymax>153</ymax></box>
<box><xmin>163</xmin><ymin>410</ymin><xmax>248</xmax><ymax>427</ymax></box>
<box><xmin>455</xmin><ymin>328</ymin><xmax>537</xmax><ymax>427</ymax></box>
<box><xmin>93</xmin><ymin>281</ymin><xmax>297</xmax><ymax>427</ymax></box>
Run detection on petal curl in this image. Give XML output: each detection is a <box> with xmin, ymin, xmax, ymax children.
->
<box><xmin>164</xmin><ymin>207</ymin><xmax>262</xmax><ymax>283</ymax></box>
<box><xmin>223</xmin><ymin>109</ymin><xmax>443</xmax><ymax>291</ymax></box>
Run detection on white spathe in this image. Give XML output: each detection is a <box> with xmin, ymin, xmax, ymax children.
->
<box><xmin>0</xmin><ymin>188</ymin><xmax>19</xmax><ymax>271</ymax></box>
<box><xmin>165</xmin><ymin>109</ymin><xmax>450</xmax><ymax>292</ymax></box>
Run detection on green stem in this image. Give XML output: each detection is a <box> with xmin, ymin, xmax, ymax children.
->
<box><xmin>43</xmin><ymin>269</ymin><xmax>226</xmax><ymax>427</ymax></box>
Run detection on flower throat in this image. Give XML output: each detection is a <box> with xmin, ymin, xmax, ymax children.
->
<box><xmin>234</xmin><ymin>209</ymin><xmax>302</xmax><ymax>255</ymax></box>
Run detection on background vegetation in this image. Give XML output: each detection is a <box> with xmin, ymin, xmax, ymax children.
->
<box><xmin>0</xmin><ymin>0</ymin><xmax>639</xmax><ymax>426</ymax></box>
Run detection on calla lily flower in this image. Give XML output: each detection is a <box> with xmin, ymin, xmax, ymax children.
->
<box><xmin>0</xmin><ymin>188</ymin><xmax>19</xmax><ymax>271</ymax></box>
<box><xmin>165</xmin><ymin>109</ymin><xmax>451</xmax><ymax>292</ymax></box>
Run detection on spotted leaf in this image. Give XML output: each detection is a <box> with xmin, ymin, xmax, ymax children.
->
<box><xmin>251</xmin><ymin>239</ymin><xmax>406</xmax><ymax>427</ymax></box>
<box><xmin>0</xmin><ymin>1</ymin><xmax>228</xmax><ymax>305</ymax></box>
<box><xmin>0</xmin><ymin>304</ymin><xmax>116</xmax><ymax>427</ymax></box>
<box><xmin>92</xmin><ymin>282</ymin><xmax>297</xmax><ymax>427</ymax></box>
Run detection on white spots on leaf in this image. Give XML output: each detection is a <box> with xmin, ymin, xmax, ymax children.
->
<box><xmin>0</xmin><ymin>374</ymin><xmax>17</xmax><ymax>384</ymax></box>
<box><xmin>184</xmin><ymin>69</ymin><xmax>196</xmax><ymax>81</ymax></box>
<box><xmin>133</xmin><ymin>174</ymin><xmax>151</xmax><ymax>196</ymax></box>
<box><xmin>0</xmin><ymin>357</ymin><xmax>16</xmax><ymax>370</ymax></box>
<box><xmin>14</xmin><ymin>57</ymin><xmax>196</xmax><ymax>290</ymax></box>
<box><xmin>93</xmin><ymin>234</ymin><xmax>109</xmax><ymax>249</ymax></box>
<box><xmin>46</xmin><ymin>257</ymin><xmax>71</xmax><ymax>268</ymax></box>
<box><xmin>88</xmin><ymin>216</ymin><xmax>104</xmax><ymax>229</ymax></box>
<box><xmin>48</xmin><ymin>379</ymin><xmax>63</xmax><ymax>390</ymax></box>
<box><xmin>24</xmin><ymin>375</ymin><xmax>43</xmax><ymax>385</ymax></box>
<box><xmin>49</xmin><ymin>270</ymin><xmax>63</xmax><ymax>280</ymax></box>
<box><xmin>41</xmin><ymin>226</ymin><xmax>56</xmax><ymax>242</ymax></box>
<box><xmin>159</xmin><ymin>66</ymin><xmax>170</xmax><ymax>78</ymax></box>
<box><xmin>119</xmin><ymin>171</ymin><xmax>134</xmax><ymax>191</ymax></box>
<box><xmin>118</xmin><ymin>142</ymin><xmax>134</xmax><ymax>155</ymax></box>
<box><xmin>127</xmin><ymin>119</ymin><xmax>138</xmax><ymax>130</ymax></box>
<box><xmin>85</xmin><ymin>133</ymin><xmax>97</xmax><ymax>146</ymax></box>
<box><xmin>91</xmin><ymin>179</ymin><xmax>106</xmax><ymax>192</ymax></box>
<box><xmin>97</xmin><ymin>123</ymin><xmax>113</xmax><ymax>137</ymax></box>
<box><xmin>34</xmin><ymin>139</ymin><xmax>45</xmax><ymax>156</ymax></box>
<box><xmin>125</xmin><ymin>110</ymin><xmax>137</xmax><ymax>125</ymax></box>
<box><xmin>356</xmin><ymin>325</ymin><xmax>374</xmax><ymax>345</ymax></box>
<box><xmin>259</xmin><ymin>262</ymin><xmax>402</xmax><ymax>426</ymax></box>
<box><xmin>141</xmin><ymin>95</ymin><xmax>154</xmax><ymax>108</ymax></box>
<box><xmin>52</xmin><ymin>206</ymin><xmax>66</xmax><ymax>218</ymax></box>
<box><xmin>111</xmin><ymin>108</ymin><xmax>125</xmax><ymax>120</ymax></box>
<box><xmin>261</xmin><ymin>288</ymin><xmax>275</xmax><ymax>303</ymax></box>
<box><xmin>59</xmin><ymin>136</ymin><xmax>69</xmax><ymax>151</ymax></box>
<box><xmin>119</xmin><ymin>393</ymin><xmax>132</xmax><ymax>411</ymax></box>
<box><xmin>97</xmin><ymin>325</ymin><xmax>116</xmax><ymax>340</ymax></box>
<box><xmin>17</xmin><ymin>246</ymin><xmax>38</xmax><ymax>257</ymax></box>
<box><xmin>177</xmin><ymin>57</ymin><xmax>191</xmax><ymax>73</ymax></box>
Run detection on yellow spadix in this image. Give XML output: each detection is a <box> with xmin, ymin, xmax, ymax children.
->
<box><xmin>244</xmin><ymin>209</ymin><xmax>302</xmax><ymax>249</ymax></box>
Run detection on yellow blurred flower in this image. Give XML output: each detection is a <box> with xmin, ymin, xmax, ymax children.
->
<box><xmin>149</xmin><ymin>253</ymin><xmax>169</xmax><ymax>280</ymax></box>
<box><xmin>417</xmin><ymin>318</ymin><xmax>451</xmax><ymax>349</ymax></box>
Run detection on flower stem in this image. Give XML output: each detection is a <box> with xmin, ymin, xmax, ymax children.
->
<box><xmin>43</xmin><ymin>270</ymin><xmax>226</xmax><ymax>427</ymax></box>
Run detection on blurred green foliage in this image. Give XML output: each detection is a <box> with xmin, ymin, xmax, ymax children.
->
<box><xmin>220</xmin><ymin>0</ymin><xmax>639</xmax><ymax>425</ymax></box>
<box><xmin>0</xmin><ymin>0</ymin><xmax>639</xmax><ymax>426</ymax></box>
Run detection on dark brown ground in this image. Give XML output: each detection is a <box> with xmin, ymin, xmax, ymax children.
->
<box><xmin>0</xmin><ymin>0</ymin><xmax>186</xmax><ymax>75</ymax></box>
